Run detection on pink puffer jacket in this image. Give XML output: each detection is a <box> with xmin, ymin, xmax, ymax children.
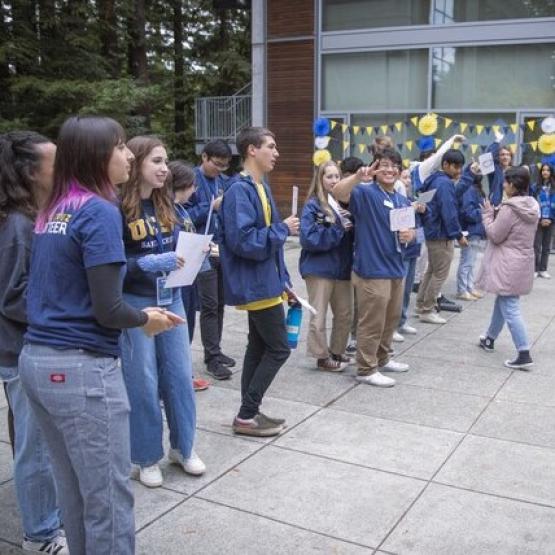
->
<box><xmin>476</xmin><ymin>196</ymin><xmax>539</xmax><ymax>296</ymax></box>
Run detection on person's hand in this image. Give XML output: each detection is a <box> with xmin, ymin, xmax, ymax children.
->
<box><xmin>141</xmin><ymin>308</ymin><xmax>184</xmax><ymax>337</ymax></box>
<box><xmin>483</xmin><ymin>199</ymin><xmax>493</xmax><ymax>211</ymax></box>
<box><xmin>470</xmin><ymin>161</ymin><xmax>481</xmax><ymax>175</ymax></box>
<box><xmin>452</xmin><ymin>134</ymin><xmax>466</xmax><ymax>144</ymax></box>
<box><xmin>212</xmin><ymin>195</ymin><xmax>223</xmax><ymax>211</ymax></box>
<box><xmin>358</xmin><ymin>160</ymin><xmax>381</xmax><ymax>182</ymax></box>
<box><xmin>494</xmin><ymin>129</ymin><xmax>504</xmax><ymax>143</ymax></box>
<box><xmin>458</xmin><ymin>236</ymin><xmax>469</xmax><ymax>247</ymax></box>
<box><xmin>541</xmin><ymin>218</ymin><xmax>552</xmax><ymax>227</ymax></box>
<box><xmin>176</xmin><ymin>255</ymin><xmax>185</xmax><ymax>268</ymax></box>
<box><xmin>412</xmin><ymin>202</ymin><xmax>426</xmax><ymax>214</ymax></box>
<box><xmin>399</xmin><ymin>229</ymin><xmax>415</xmax><ymax>243</ymax></box>
<box><xmin>284</xmin><ymin>215</ymin><xmax>300</xmax><ymax>235</ymax></box>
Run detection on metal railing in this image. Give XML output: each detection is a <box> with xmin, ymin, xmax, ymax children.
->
<box><xmin>195</xmin><ymin>83</ymin><xmax>252</xmax><ymax>143</ymax></box>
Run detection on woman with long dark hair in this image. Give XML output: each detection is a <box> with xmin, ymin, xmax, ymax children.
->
<box><xmin>19</xmin><ymin>116</ymin><xmax>180</xmax><ymax>554</ymax></box>
<box><xmin>0</xmin><ymin>131</ymin><xmax>67</xmax><ymax>553</ymax></box>
<box><xmin>533</xmin><ymin>163</ymin><xmax>555</xmax><ymax>278</ymax></box>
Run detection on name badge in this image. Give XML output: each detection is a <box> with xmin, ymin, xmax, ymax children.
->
<box><xmin>384</xmin><ymin>200</ymin><xmax>394</xmax><ymax>209</ymax></box>
<box><xmin>416</xmin><ymin>227</ymin><xmax>425</xmax><ymax>244</ymax></box>
<box><xmin>156</xmin><ymin>277</ymin><xmax>172</xmax><ymax>307</ymax></box>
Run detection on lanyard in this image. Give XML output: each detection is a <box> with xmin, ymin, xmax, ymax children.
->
<box><xmin>376</xmin><ymin>184</ymin><xmax>403</xmax><ymax>253</ymax></box>
<box><xmin>196</xmin><ymin>168</ymin><xmax>220</xmax><ymax>198</ymax></box>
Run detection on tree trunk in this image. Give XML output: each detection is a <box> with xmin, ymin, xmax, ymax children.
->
<box><xmin>98</xmin><ymin>0</ymin><xmax>119</xmax><ymax>77</ymax></box>
<box><xmin>128</xmin><ymin>0</ymin><xmax>148</xmax><ymax>83</ymax></box>
<box><xmin>172</xmin><ymin>0</ymin><xmax>185</xmax><ymax>135</ymax></box>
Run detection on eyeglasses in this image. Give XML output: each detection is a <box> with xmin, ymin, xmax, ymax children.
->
<box><xmin>378</xmin><ymin>163</ymin><xmax>400</xmax><ymax>170</ymax></box>
<box><xmin>209</xmin><ymin>158</ymin><xmax>230</xmax><ymax>171</ymax></box>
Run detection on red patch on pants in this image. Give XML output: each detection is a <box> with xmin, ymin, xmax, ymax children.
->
<box><xmin>50</xmin><ymin>373</ymin><xmax>66</xmax><ymax>383</ymax></box>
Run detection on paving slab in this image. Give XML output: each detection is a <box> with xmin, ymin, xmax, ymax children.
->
<box><xmin>0</xmin><ymin>482</ymin><xmax>22</xmax><ymax>545</ymax></box>
<box><xmin>0</xmin><ymin>407</ymin><xmax>10</xmax><ymax>445</ymax></box>
<box><xmin>471</xmin><ymin>399</ymin><xmax>555</xmax><ymax>449</ymax></box>
<box><xmin>0</xmin><ymin>387</ymin><xmax>7</xmax><ymax>410</ymax></box>
<box><xmin>132</xmin><ymin>481</ymin><xmax>185</xmax><ymax>531</ymax></box>
<box><xmin>496</xmin><ymin>370</ymin><xmax>555</xmax><ymax>408</ymax></box>
<box><xmin>136</xmin><ymin>497</ymin><xmax>372</xmax><ymax>554</ymax></box>
<box><xmin>332</xmin><ymin>383</ymin><xmax>490</xmax><ymax>432</ymax></box>
<box><xmin>0</xmin><ymin>442</ymin><xmax>13</xmax><ymax>483</ymax></box>
<box><xmin>0</xmin><ymin>541</ymin><xmax>24</xmax><ymax>554</ymax></box>
<box><xmin>383</xmin><ymin>483</ymin><xmax>555</xmax><ymax>554</ymax></box>
<box><xmin>275</xmin><ymin>408</ymin><xmax>461</xmax><ymax>480</ymax></box>
<box><xmin>199</xmin><ymin>446</ymin><xmax>424</xmax><ymax>548</ymax></box>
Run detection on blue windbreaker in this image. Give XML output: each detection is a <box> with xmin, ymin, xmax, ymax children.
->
<box><xmin>459</xmin><ymin>185</ymin><xmax>486</xmax><ymax>238</ymax></box>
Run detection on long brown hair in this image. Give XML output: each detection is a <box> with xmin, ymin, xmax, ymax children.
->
<box><xmin>306</xmin><ymin>160</ymin><xmax>339</xmax><ymax>221</ymax></box>
<box><xmin>121</xmin><ymin>136</ymin><xmax>177</xmax><ymax>227</ymax></box>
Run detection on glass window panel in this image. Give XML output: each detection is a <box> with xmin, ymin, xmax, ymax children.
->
<box><xmin>433</xmin><ymin>0</ymin><xmax>555</xmax><ymax>24</ymax></box>
<box><xmin>322</xmin><ymin>0</ymin><xmax>430</xmax><ymax>31</ymax></box>
<box><xmin>322</xmin><ymin>50</ymin><xmax>428</xmax><ymax>112</ymax></box>
<box><xmin>432</xmin><ymin>43</ymin><xmax>555</xmax><ymax>110</ymax></box>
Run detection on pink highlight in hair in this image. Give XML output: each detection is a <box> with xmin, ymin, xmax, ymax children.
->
<box><xmin>35</xmin><ymin>181</ymin><xmax>96</xmax><ymax>233</ymax></box>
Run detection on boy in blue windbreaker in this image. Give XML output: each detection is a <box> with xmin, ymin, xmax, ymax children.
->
<box><xmin>300</xmin><ymin>160</ymin><xmax>354</xmax><ymax>372</ymax></box>
<box><xmin>219</xmin><ymin>127</ymin><xmax>300</xmax><ymax>437</ymax></box>
<box><xmin>486</xmin><ymin>131</ymin><xmax>513</xmax><ymax>207</ymax></box>
<box><xmin>416</xmin><ymin>149</ymin><xmax>469</xmax><ymax>324</ymax></box>
<box><xmin>533</xmin><ymin>163</ymin><xmax>555</xmax><ymax>278</ymax></box>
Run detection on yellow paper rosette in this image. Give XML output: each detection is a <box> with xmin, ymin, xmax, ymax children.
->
<box><xmin>312</xmin><ymin>149</ymin><xmax>331</xmax><ymax>166</ymax></box>
<box><xmin>538</xmin><ymin>134</ymin><xmax>555</xmax><ymax>155</ymax></box>
<box><xmin>418</xmin><ymin>114</ymin><xmax>438</xmax><ymax>136</ymax></box>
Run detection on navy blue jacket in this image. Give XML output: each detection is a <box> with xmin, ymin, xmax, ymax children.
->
<box><xmin>486</xmin><ymin>142</ymin><xmax>505</xmax><ymax>206</ymax></box>
<box><xmin>420</xmin><ymin>171</ymin><xmax>463</xmax><ymax>241</ymax></box>
<box><xmin>532</xmin><ymin>183</ymin><xmax>555</xmax><ymax>220</ymax></box>
<box><xmin>403</xmin><ymin>195</ymin><xmax>423</xmax><ymax>260</ymax></box>
<box><xmin>299</xmin><ymin>197</ymin><xmax>353</xmax><ymax>280</ymax></box>
<box><xmin>459</xmin><ymin>185</ymin><xmax>486</xmax><ymax>238</ymax></box>
<box><xmin>218</xmin><ymin>174</ymin><xmax>290</xmax><ymax>306</ymax></box>
<box><xmin>455</xmin><ymin>164</ymin><xmax>475</xmax><ymax>208</ymax></box>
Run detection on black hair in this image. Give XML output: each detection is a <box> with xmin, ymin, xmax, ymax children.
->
<box><xmin>0</xmin><ymin>130</ymin><xmax>51</xmax><ymax>222</ymax></box>
<box><xmin>472</xmin><ymin>173</ymin><xmax>485</xmax><ymax>197</ymax></box>
<box><xmin>441</xmin><ymin>149</ymin><xmax>465</xmax><ymax>167</ymax></box>
<box><xmin>168</xmin><ymin>160</ymin><xmax>196</xmax><ymax>192</ymax></box>
<box><xmin>202</xmin><ymin>139</ymin><xmax>232</xmax><ymax>160</ymax></box>
<box><xmin>236</xmin><ymin>126</ymin><xmax>275</xmax><ymax>161</ymax></box>
<box><xmin>372</xmin><ymin>148</ymin><xmax>402</xmax><ymax>168</ymax></box>
<box><xmin>537</xmin><ymin>163</ymin><xmax>555</xmax><ymax>188</ymax></box>
<box><xmin>340</xmin><ymin>156</ymin><xmax>363</xmax><ymax>175</ymax></box>
<box><xmin>419</xmin><ymin>149</ymin><xmax>436</xmax><ymax>162</ymax></box>
<box><xmin>505</xmin><ymin>166</ymin><xmax>530</xmax><ymax>196</ymax></box>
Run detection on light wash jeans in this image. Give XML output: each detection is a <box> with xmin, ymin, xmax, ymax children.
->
<box><xmin>485</xmin><ymin>295</ymin><xmax>530</xmax><ymax>352</ymax></box>
<box><xmin>0</xmin><ymin>365</ymin><xmax>61</xmax><ymax>542</ymax></box>
<box><xmin>399</xmin><ymin>257</ymin><xmax>417</xmax><ymax>328</ymax></box>
<box><xmin>19</xmin><ymin>345</ymin><xmax>134</xmax><ymax>555</ymax></box>
<box><xmin>457</xmin><ymin>236</ymin><xmax>483</xmax><ymax>294</ymax></box>
<box><xmin>121</xmin><ymin>292</ymin><xmax>196</xmax><ymax>466</ymax></box>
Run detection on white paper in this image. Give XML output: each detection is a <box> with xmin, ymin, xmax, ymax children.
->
<box><xmin>389</xmin><ymin>206</ymin><xmax>415</xmax><ymax>232</ymax></box>
<box><xmin>165</xmin><ymin>232</ymin><xmax>213</xmax><ymax>288</ymax></box>
<box><xmin>478</xmin><ymin>152</ymin><xmax>495</xmax><ymax>175</ymax></box>
<box><xmin>328</xmin><ymin>194</ymin><xmax>351</xmax><ymax>228</ymax></box>
<box><xmin>292</xmin><ymin>186</ymin><xmax>299</xmax><ymax>216</ymax></box>
<box><xmin>416</xmin><ymin>189</ymin><xmax>436</xmax><ymax>204</ymax></box>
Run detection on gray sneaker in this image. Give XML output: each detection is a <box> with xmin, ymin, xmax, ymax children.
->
<box><xmin>232</xmin><ymin>413</ymin><xmax>283</xmax><ymax>437</ymax></box>
<box><xmin>258</xmin><ymin>411</ymin><xmax>287</xmax><ymax>427</ymax></box>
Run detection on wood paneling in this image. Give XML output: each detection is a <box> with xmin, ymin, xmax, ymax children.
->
<box><xmin>267</xmin><ymin>0</ymin><xmax>314</xmax><ymax>39</ymax></box>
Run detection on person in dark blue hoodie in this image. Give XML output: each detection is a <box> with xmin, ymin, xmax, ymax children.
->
<box><xmin>300</xmin><ymin>160</ymin><xmax>354</xmax><ymax>372</ymax></box>
<box><xmin>486</xmin><ymin>130</ymin><xmax>513</xmax><ymax>207</ymax></box>
<box><xmin>416</xmin><ymin>149</ymin><xmax>468</xmax><ymax>324</ymax></box>
<box><xmin>532</xmin><ymin>163</ymin><xmax>555</xmax><ymax>278</ymax></box>
<box><xmin>219</xmin><ymin>127</ymin><xmax>299</xmax><ymax>437</ymax></box>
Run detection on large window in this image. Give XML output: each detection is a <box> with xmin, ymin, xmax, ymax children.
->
<box><xmin>322</xmin><ymin>0</ymin><xmax>430</xmax><ymax>31</ymax></box>
<box><xmin>322</xmin><ymin>50</ymin><xmax>428</xmax><ymax>111</ymax></box>
<box><xmin>432</xmin><ymin>43</ymin><xmax>555</xmax><ymax>109</ymax></box>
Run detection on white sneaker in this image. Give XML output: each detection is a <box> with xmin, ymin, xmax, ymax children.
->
<box><xmin>534</xmin><ymin>272</ymin><xmax>539</xmax><ymax>278</ymax></box>
<box><xmin>356</xmin><ymin>371</ymin><xmax>396</xmax><ymax>387</ymax></box>
<box><xmin>392</xmin><ymin>331</ymin><xmax>405</xmax><ymax>342</ymax></box>
<box><xmin>22</xmin><ymin>533</ymin><xmax>69</xmax><ymax>554</ymax></box>
<box><xmin>399</xmin><ymin>324</ymin><xmax>417</xmax><ymax>335</ymax></box>
<box><xmin>539</xmin><ymin>271</ymin><xmax>551</xmax><ymax>279</ymax></box>
<box><xmin>419</xmin><ymin>312</ymin><xmax>447</xmax><ymax>324</ymax></box>
<box><xmin>139</xmin><ymin>464</ymin><xmax>163</xmax><ymax>488</ymax></box>
<box><xmin>380</xmin><ymin>360</ymin><xmax>409</xmax><ymax>373</ymax></box>
<box><xmin>169</xmin><ymin>448</ymin><xmax>206</xmax><ymax>476</ymax></box>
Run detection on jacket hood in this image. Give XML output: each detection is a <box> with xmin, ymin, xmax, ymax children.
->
<box><xmin>503</xmin><ymin>195</ymin><xmax>540</xmax><ymax>224</ymax></box>
<box><xmin>420</xmin><ymin>170</ymin><xmax>446</xmax><ymax>193</ymax></box>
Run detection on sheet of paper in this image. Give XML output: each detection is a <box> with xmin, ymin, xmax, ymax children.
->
<box><xmin>292</xmin><ymin>186</ymin><xmax>299</xmax><ymax>216</ymax></box>
<box><xmin>165</xmin><ymin>232</ymin><xmax>213</xmax><ymax>288</ymax></box>
<box><xmin>389</xmin><ymin>206</ymin><xmax>415</xmax><ymax>232</ymax></box>
<box><xmin>416</xmin><ymin>189</ymin><xmax>436</xmax><ymax>204</ymax></box>
<box><xmin>478</xmin><ymin>152</ymin><xmax>495</xmax><ymax>175</ymax></box>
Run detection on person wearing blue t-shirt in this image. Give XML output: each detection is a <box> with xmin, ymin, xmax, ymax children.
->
<box><xmin>19</xmin><ymin>116</ymin><xmax>179</xmax><ymax>555</ymax></box>
<box><xmin>120</xmin><ymin>137</ymin><xmax>206</xmax><ymax>489</ymax></box>
<box><xmin>334</xmin><ymin>149</ymin><xmax>416</xmax><ymax>388</ymax></box>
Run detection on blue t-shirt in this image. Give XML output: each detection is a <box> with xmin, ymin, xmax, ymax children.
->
<box><xmin>26</xmin><ymin>196</ymin><xmax>127</xmax><ymax>357</ymax></box>
<box><xmin>349</xmin><ymin>183</ymin><xmax>408</xmax><ymax>279</ymax></box>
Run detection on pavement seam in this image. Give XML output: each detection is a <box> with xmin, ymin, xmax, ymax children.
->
<box><xmin>467</xmin><ymin>430</ymin><xmax>555</xmax><ymax>451</ymax></box>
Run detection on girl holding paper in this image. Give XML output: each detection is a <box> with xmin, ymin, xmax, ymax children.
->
<box><xmin>120</xmin><ymin>136</ymin><xmax>205</xmax><ymax>489</ymax></box>
<box><xmin>300</xmin><ymin>161</ymin><xmax>354</xmax><ymax>372</ymax></box>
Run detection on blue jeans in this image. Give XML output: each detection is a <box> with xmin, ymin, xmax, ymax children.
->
<box><xmin>19</xmin><ymin>345</ymin><xmax>134</xmax><ymax>555</ymax></box>
<box><xmin>457</xmin><ymin>236</ymin><xmax>482</xmax><ymax>294</ymax></box>
<box><xmin>486</xmin><ymin>295</ymin><xmax>530</xmax><ymax>351</ymax></box>
<box><xmin>0</xmin><ymin>366</ymin><xmax>61</xmax><ymax>542</ymax></box>
<box><xmin>121</xmin><ymin>293</ymin><xmax>196</xmax><ymax>466</ymax></box>
<box><xmin>399</xmin><ymin>257</ymin><xmax>417</xmax><ymax>328</ymax></box>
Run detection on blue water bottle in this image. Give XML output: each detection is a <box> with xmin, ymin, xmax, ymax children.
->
<box><xmin>286</xmin><ymin>302</ymin><xmax>303</xmax><ymax>349</ymax></box>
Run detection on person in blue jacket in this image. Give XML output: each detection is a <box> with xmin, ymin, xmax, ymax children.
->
<box><xmin>416</xmin><ymin>149</ymin><xmax>469</xmax><ymax>324</ymax></box>
<box><xmin>456</xmin><ymin>172</ymin><xmax>487</xmax><ymax>299</ymax></box>
<box><xmin>533</xmin><ymin>163</ymin><xmax>555</xmax><ymax>278</ymax></box>
<box><xmin>333</xmin><ymin>148</ymin><xmax>416</xmax><ymax>388</ymax></box>
<box><xmin>219</xmin><ymin>126</ymin><xmax>299</xmax><ymax>437</ymax></box>
<box><xmin>300</xmin><ymin>160</ymin><xmax>354</xmax><ymax>372</ymax></box>
<box><xmin>486</xmin><ymin>131</ymin><xmax>513</xmax><ymax>206</ymax></box>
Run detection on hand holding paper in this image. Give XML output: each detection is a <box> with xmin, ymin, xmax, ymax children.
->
<box><xmin>389</xmin><ymin>206</ymin><xmax>415</xmax><ymax>232</ymax></box>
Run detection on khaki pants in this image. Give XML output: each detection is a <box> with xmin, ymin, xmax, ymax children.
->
<box><xmin>305</xmin><ymin>276</ymin><xmax>353</xmax><ymax>359</ymax></box>
<box><xmin>352</xmin><ymin>273</ymin><xmax>403</xmax><ymax>376</ymax></box>
<box><xmin>416</xmin><ymin>239</ymin><xmax>455</xmax><ymax>313</ymax></box>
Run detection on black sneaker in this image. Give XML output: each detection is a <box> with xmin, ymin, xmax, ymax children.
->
<box><xmin>479</xmin><ymin>336</ymin><xmax>495</xmax><ymax>353</ymax></box>
<box><xmin>345</xmin><ymin>339</ymin><xmax>357</xmax><ymax>355</ymax></box>
<box><xmin>206</xmin><ymin>360</ymin><xmax>232</xmax><ymax>380</ymax></box>
<box><xmin>412</xmin><ymin>282</ymin><xmax>420</xmax><ymax>294</ymax></box>
<box><xmin>331</xmin><ymin>353</ymin><xmax>353</xmax><ymax>364</ymax></box>
<box><xmin>504</xmin><ymin>351</ymin><xmax>533</xmax><ymax>370</ymax></box>
<box><xmin>438</xmin><ymin>295</ymin><xmax>462</xmax><ymax>313</ymax></box>
<box><xmin>219</xmin><ymin>353</ymin><xmax>236</xmax><ymax>367</ymax></box>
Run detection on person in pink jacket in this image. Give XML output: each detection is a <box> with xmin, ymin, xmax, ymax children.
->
<box><xmin>476</xmin><ymin>166</ymin><xmax>540</xmax><ymax>369</ymax></box>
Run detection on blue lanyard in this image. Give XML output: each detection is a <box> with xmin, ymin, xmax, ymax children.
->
<box><xmin>196</xmin><ymin>168</ymin><xmax>220</xmax><ymax>198</ymax></box>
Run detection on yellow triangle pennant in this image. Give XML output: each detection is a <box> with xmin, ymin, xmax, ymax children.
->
<box><xmin>434</xmin><ymin>138</ymin><xmax>442</xmax><ymax>149</ymax></box>
<box><xmin>492</xmin><ymin>125</ymin><xmax>500</xmax><ymax>134</ymax></box>
<box><xmin>510</xmin><ymin>123</ymin><xmax>518</xmax><ymax>134</ymax></box>
<box><xmin>476</xmin><ymin>124</ymin><xmax>484</xmax><ymax>135</ymax></box>
<box><xmin>341</xmin><ymin>124</ymin><xmax>348</xmax><ymax>133</ymax></box>
<box><xmin>353</xmin><ymin>125</ymin><xmax>360</xmax><ymax>135</ymax></box>
<box><xmin>509</xmin><ymin>144</ymin><xmax>517</xmax><ymax>154</ymax></box>
<box><xmin>380</xmin><ymin>125</ymin><xmax>388</xmax><ymax>135</ymax></box>
<box><xmin>527</xmin><ymin>120</ymin><xmax>536</xmax><ymax>131</ymax></box>
<box><xmin>460</xmin><ymin>122</ymin><xmax>468</xmax><ymax>133</ymax></box>
<box><xmin>342</xmin><ymin>140</ymin><xmax>350</xmax><ymax>152</ymax></box>
<box><xmin>444</xmin><ymin>117</ymin><xmax>452</xmax><ymax>129</ymax></box>
<box><xmin>366</xmin><ymin>126</ymin><xmax>373</xmax><ymax>136</ymax></box>
<box><xmin>330</xmin><ymin>121</ymin><xmax>337</xmax><ymax>130</ymax></box>
<box><xmin>403</xmin><ymin>158</ymin><xmax>410</xmax><ymax>168</ymax></box>
<box><xmin>470</xmin><ymin>144</ymin><xmax>478</xmax><ymax>154</ymax></box>
<box><xmin>395</xmin><ymin>122</ymin><xmax>403</xmax><ymax>132</ymax></box>
<box><xmin>358</xmin><ymin>144</ymin><xmax>366</xmax><ymax>154</ymax></box>
<box><xmin>405</xmin><ymin>140</ymin><xmax>413</xmax><ymax>151</ymax></box>
<box><xmin>530</xmin><ymin>140</ymin><xmax>538</xmax><ymax>151</ymax></box>
<box><xmin>411</xmin><ymin>116</ymin><xmax>419</xmax><ymax>127</ymax></box>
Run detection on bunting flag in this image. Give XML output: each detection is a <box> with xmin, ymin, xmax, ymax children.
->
<box><xmin>510</xmin><ymin>123</ymin><xmax>518</xmax><ymax>134</ymax></box>
<box><xmin>342</xmin><ymin>140</ymin><xmax>350</xmax><ymax>152</ymax></box>
<box><xmin>366</xmin><ymin>126</ymin><xmax>373</xmax><ymax>136</ymax></box>
<box><xmin>470</xmin><ymin>144</ymin><xmax>479</xmax><ymax>154</ymax></box>
<box><xmin>380</xmin><ymin>125</ymin><xmax>388</xmax><ymax>135</ymax></box>
<box><xmin>476</xmin><ymin>124</ymin><xmax>484</xmax><ymax>135</ymax></box>
<box><xmin>352</xmin><ymin>125</ymin><xmax>360</xmax><ymax>135</ymax></box>
<box><xmin>358</xmin><ymin>144</ymin><xmax>366</xmax><ymax>154</ymax></box>
<box><xmin>405</xmin><ymin>140</ymin><xmax>413</xmax><ymax>151</ymax></box>
<box><xmin>341</xmin><ymin>124</ymin><xmax>348</xmax><ymax>133</ymax></box>
<box><xmin>403</xmin><ymin>158</ymin><xmax>410</xmax><ymax>168</ymax></box>
<box><xmin>492</xmin><ymin>125</ymin><xmax>500</xmax><ymax>134</ymax></box>
<box><xmin>434</xmin><ymin>138</ymin><xmax>442</xmax><ymax>149</ymax></box>
<box><xmin>529</xmin><ymin>141</ymin><xmax>538</xmax><ymax>151</ymax></box>
<box><xmin>330</xmin><ymin>121</ymin><xmax>337</xmax><ymax>130</ymax></box>
<box><xmin>444</xmin><ymin>117</ymin><xmax>452</xmax><ymax>129</ymax></box>
<box><xmin>395</xmin><ymin>121</ymin><xmax>403</xmax><ymax>132</ymax></box>
<box><xmin>411</xmin><ymin>116</ymin><xmax>419</xmax><ymax>127</ymax></box>
<box><xmin>527</xmin><ymin>121</ymin><xmax>536</xmax><ymax>131</ymax></box>
<box><xmin>509</xmin><ymin>144</ymin><xmax>517</xmax><ymax>154</ymax></box>
<box><xmin>460</xmin><ymin>122</ymin><xmax>468</xmax><ymax>133</ymax></box>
